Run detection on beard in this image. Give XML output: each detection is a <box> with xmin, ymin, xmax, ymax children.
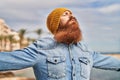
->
<box><xmin>54</xmin><ymin>16</ymin><xmax>82</xmax><ymax>45</ymax></box>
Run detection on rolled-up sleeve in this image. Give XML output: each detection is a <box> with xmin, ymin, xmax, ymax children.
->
<box><xmin>0</xmin><ymin>41</ymin><xmax>39</xmax><ymax>71</ymax></box>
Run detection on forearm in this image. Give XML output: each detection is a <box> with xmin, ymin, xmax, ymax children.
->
<box><xmin>93</xmin><ymin>52</ymin><xmax>120</xmax><ymax>71</ymax></box>
<box><xmin>0</xmin><ymin>47</ymin><xmax>39</xmax><ymax>71</ymax></box>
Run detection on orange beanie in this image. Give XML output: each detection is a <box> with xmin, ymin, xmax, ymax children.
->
<box><xmin>47</xmin><ymin>8</ymin><xmax>70</xmax><ymax>34</ymax></box>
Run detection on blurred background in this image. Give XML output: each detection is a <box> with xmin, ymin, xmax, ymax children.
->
<box><xmin>0</xmin><ymin>0</ymin><xmax>120</xmax><ymax>80</ymax></box>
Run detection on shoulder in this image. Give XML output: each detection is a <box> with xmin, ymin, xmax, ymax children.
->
<box><xmin>77</xmin><ymin>40</ymin><xmax>92</xmax><ymax>52</ymax></box>
<box><xmin>36</xmin><ymin>37</ymin><xmax>56</xmax><ymax>49</ymax></box>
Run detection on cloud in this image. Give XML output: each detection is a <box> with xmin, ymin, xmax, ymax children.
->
<box><xmin>102</xmin><ymin>27</ymin><xmax>113</xmax><ymax>30</ymax></box>
<box><xmin>98</xmin><ymin>4</ymin><xmax>120</xmax><ymax>14</ymax></box>
<box><xmin>0</xmin><ymin>0</ymin><xmax>120</xmax><ymax>51</ymax></box>
<box><xmin>0</xmin><ymin>0</ymin><xmax>73</xmax><ymax>9</ymax></box>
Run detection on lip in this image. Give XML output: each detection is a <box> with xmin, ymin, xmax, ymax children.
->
<box><xmin>71</xmin><ymin>18</ymin><xmax>76</xmax><ymax>21</ymax></box>
<box><xmin>70</xmin><ymin>19</ymin><xmax>76</xmax><ymax>22</ymax></box>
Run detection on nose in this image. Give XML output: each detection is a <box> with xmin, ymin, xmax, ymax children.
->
<box><xmin>69</xmin><ymin>15</ymin><xmax>75</xmax><ymax>19</ymax></box>
<box><xmin>69</xmin><ymin>14</ymin><xmax>74</xmax><ymax>18</ymax></box>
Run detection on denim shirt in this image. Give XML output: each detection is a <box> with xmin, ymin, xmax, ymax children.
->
<box><xmin>0</xmin><ymin>37</ymin><xmax>120</xmax><ymax>80</ymax></box>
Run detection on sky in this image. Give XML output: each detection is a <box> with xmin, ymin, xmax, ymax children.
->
<box><xmin>0</xmin><ymin>0</ymin><xmax>120</xmax><ymax>52</ymax></box>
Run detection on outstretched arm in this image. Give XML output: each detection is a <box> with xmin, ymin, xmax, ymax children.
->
<box><xmin>0</xmin><ymin>41</ymin><xmax>39</xmax><ymax>71</ymax></box>
<box><xmin>92</xmin><ymin>51</ymin><xmax>120</xmax><ymax>71</ymax></box>
<box><xmin>81</xmin><ymin>41</ymin><xmax>120</xmax><ymax>71</ymax></box>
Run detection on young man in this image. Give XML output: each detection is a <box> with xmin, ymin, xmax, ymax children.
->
<box><xmin>0</xmin><ymin>8</ymin><xmax>120</xmax><ymax>80</ymax></box>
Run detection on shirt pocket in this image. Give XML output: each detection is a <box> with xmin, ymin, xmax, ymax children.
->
<box><xmin>79</xmin><ymin>57</ymin><xmax>91</xmax><ymax>79</ymax></box>
<box><xmin>47</xmin><ymin>56</ymin><xmax>66</xmax><ymax>79</ymax></box>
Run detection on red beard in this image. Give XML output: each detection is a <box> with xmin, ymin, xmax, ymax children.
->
<box><xmin>54</xmin><ymin>16</ymin><xmax>82</xmax><ymax>44</ymax></box>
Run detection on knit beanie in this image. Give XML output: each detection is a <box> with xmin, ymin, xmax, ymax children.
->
<box><xmin>47</xmin><ymin>8</ymin><xmax>70</xmax><ymax>34</ymax></box>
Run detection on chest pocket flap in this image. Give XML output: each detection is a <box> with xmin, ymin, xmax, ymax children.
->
<box><xmin>47</xmin><ymin>56</ymin><xmax>65</xmax><ymax>64</ymax></box>
<box><xmin>79</xmin><ymin>57</ymin><xmax>90</xmax><ymax>65</ymax></box>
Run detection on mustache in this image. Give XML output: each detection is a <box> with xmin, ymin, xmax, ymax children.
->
<box><xmin>57</xmin><ymin>16</ymin><xmax>77</xmax><ymax>31</ymax></box>
<box><xmin>68</xmin><ymin>16</ymin><xmax>77</xmax><ymax>21</ymax></box>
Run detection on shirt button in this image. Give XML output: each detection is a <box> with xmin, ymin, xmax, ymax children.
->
<box><xmin>73</xmin><ymin>73</ymin><xmax>75</xmax><ymax>76</ymax></box>
<box><xmin>54</xmin><ymin>59</ymin><xmax>57</xmax><ymax>62</ymax></box>
<box><xmin>72</xmin><ymin>58</ymin><xmax>74</xmax><ymax>61</ymax></box>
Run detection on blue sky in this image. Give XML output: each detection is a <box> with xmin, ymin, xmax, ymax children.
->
<box><xmin>0</xmin><ymin>0</ymin><xmax>120</xmax><ymax>52</ymax></box>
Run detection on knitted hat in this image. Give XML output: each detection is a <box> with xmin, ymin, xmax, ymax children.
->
<box><xmin>47</xmin><ymin>8</ymin><xmax>71</xmax><ymax>34</ymax></box>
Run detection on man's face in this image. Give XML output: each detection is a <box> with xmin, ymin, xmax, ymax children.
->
<box><xmin>54</xmin><ymin>10</ymin><xmax>82</xmax><ymax>44</ymax></box>
<box><xmin>59</xmin><ymin>11</ymin><xmax>78</xmax><ymax>28</ymax></box>
<box><xmin>59</xmin><ymin>10</ymin><xmax>77</xmax><ymax>27</ymax></box>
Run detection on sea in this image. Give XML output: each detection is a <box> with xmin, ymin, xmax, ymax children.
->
<box><xmin>91</xmin><ymin>68</ymin><xmax>120</xmax><ymax>80</ymax></box>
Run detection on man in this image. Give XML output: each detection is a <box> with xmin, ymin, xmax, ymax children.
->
<box><xmin>0</xmin><ymin>7</ymin><xmax>120</xmax><ymax>80</ymax></box>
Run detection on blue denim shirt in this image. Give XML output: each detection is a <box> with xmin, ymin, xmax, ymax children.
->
<box><xmin>0</xmin><ymin>37</ymin><xmax>120</xmax><ymax>80</ymax></box>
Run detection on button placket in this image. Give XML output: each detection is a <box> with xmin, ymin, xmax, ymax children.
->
<box><xmin>68</xmin><ymin>45</ymin><xmax>76</xmax><ymax>80</ymax></box>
